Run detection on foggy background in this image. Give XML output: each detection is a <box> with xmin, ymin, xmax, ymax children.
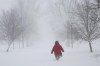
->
<box><xmin>0</xmin><ymin>0</ymin><xmax>100</xmax><ymax>52</ymax></box>
<box><xmin>0</xmin><ymin>0</ymin><xmax>70</xmax><ymax>48</ymax></box>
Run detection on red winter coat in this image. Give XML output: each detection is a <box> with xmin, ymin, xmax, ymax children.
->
<box><xmin>51</xmin><ymin>41</ymin><xmax>64</xmax><ymax>56</ymax></box>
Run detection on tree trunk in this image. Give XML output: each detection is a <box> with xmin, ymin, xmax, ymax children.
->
<box><xmin>67</xmin><ymin>39</ymin><xmax>70</xmax><ymax>47</ymax></box>
<box><xmin>22</xmin><ymin>34</ymin><xmax>24</xmax><ymax>48</ymax></box>
<box><xmin>71</xmin><ymin>24</ymin><xmax>73</xmax><ymax>48</ymax></box>
<box><xmin>71</xmin><ymin>38</ymin><xmax>73</xmax><ymax>48</ymax></box>
<box><xmin>19</xmin><ymin>40</ymin><xmax>20</xmax><ymax>48</ymax></box>
<box><xmin>89</xmin><ymin>42</ymin><xmax>93</xmax><ymax>52</ymax></box>
<box><xmin>13</xmin><ymin>42</ymin><xmax>14</xmax><ymax>50</ymax></box>
<box><xmin>6</xmin><ymin>41</ymin><xmax>12</xmax><ymax>52</ymax></box>
<box><xmin>71</xmin><ymin>41</ymin><xmax>73</xmax><ymax>48</ymax></box>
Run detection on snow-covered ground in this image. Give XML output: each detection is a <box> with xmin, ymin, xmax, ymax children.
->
<box><xmin>0</xmin><ymin>40</ymin><xmax>100</xmax><ymax>66</ymax></box>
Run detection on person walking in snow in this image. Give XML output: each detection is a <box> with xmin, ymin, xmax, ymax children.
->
<box><xmin>51</xmin><ymin>41</ymin><xmax>64</xmax><ymax>60</ymax></box>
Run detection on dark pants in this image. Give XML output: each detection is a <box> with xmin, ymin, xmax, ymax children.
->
<box><xmin>55</xmin><ymin>54</ymin><xmax>62</xmax><ymax>60</ymax></box>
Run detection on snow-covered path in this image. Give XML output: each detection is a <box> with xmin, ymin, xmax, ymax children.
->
<box><xmin>0</xmin><ymin>41</ymin><xmax>100</xmax><ymax>66</ymax></box>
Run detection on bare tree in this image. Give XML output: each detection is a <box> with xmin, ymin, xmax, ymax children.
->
<box><xmin>62</xmin><ymin>21</ymin><xmax>80</xmax><ymax>48</ymax></box>
<box><xmin>53</xmin><ymin>0</ymin><xmax>100</xmax><ymax>52</ymax></box>
<box><xmin>0</xmin><ymin>8</ymin><xmax>25</xmax><ymax>52</ymax></box>
<box><xmin>74</xmin><ymin>0</ymin><xmax>100</xmax><ymax>52</ymax></box>
<box><xmin>49</xmin><ymin>0</ymin><xmax>77</xmax><ymax>39</ymax></box>
<box><xmin>50</xmin><ymin>0</ymin><xmax>80</xmax><ymax>46</ymax></box>
<box><xmin>97</xmin><ymin>0</ymin><xmax>100</xmax><ymax>8</ymax></box>
<box><xmin>16</xmin><ymin>0</ymin><xmax>40</xmax><ymax>47</ymax></box>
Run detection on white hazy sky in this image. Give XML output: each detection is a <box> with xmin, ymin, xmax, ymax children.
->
<box><xmin>0</xmin><ymin>0</ymin><xmax>16</xmax><ymax>10</ymax></box>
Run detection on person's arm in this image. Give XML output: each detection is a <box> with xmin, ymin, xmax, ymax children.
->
<box><xmin>51</xmin><ymin>46</ymin><xmax>54</xmax><ymax>54</ymax></box>
<box><xmin>59</xmin><ymin>45</ymin><xmax>64</xmax><ymax>52</ymax></box>
<box><xmin>61</xmin><ymin>47</ymin><xmax>64</xmax><ymax>52</ymax></box>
